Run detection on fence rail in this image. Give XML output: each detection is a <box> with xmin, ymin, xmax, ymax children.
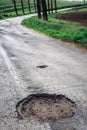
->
<box><xmin>0</xmin><ymin>0</ymin><xmax>87</xmax><ymax>19</ymax></box>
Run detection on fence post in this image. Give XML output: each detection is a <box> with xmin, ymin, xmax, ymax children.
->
<box><xmin>41</xmin><ymin>0</ymin><xmax>48</xmax><ymax>21</ymax></box>
<box><xmin>13</xmin><ymin>0</ymin><xmax>18</xmax><ymax>16</ymax></box>
<box><xmin>37</xmin><ymin>0</ymin><xmax>41</xmax><ymax>19</ymax></box>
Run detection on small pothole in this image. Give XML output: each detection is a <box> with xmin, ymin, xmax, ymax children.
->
<box><xmin>16</xmin><ymin>94</ymin><xmax>75</xmax><ymax>121</ymax></box>
<box><xmin>37</xmin><ymin>65</ymin><xmax>48</xmax><ymax>69</ymax></box>
<box><xmin>24</xmin><ymin>41</ymin><xmax>29</xmax><ymax>43</ymax></box>
<box><xmin>22</xmin><ymin>33</ymin><xmax>28</xmax><ymax>35</ymax></box>
<box><xmin>11</xmin><ymin>54</ymin><xmax>16</xmax><ymax>57</ymax></box>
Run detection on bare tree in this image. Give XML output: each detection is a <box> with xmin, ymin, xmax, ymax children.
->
<box><xmin>37</xmin><ymin>0</ymin><xmax>41</xmax><ymax>19</ymax></box>
<box><xmin>41</xmin><ymin>0</ymin><xmax>48</xmax><ymax>21</ymax></box>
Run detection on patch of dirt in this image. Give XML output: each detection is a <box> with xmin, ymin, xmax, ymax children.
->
<box><xmin>16</xmin><ymin>94</ymin><xmax>75</xmax><ymax>121</ymax></box>
<box><xmin>57</xmin><ymin>11</ymin><xmax>87</xmax><ymax>26</ymax></box>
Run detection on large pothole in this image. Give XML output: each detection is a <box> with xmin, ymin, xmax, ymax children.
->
<box><xmin>16</xmin><ymin>94</ymin><xmax>75</xmax><ymax>121</ymax></box>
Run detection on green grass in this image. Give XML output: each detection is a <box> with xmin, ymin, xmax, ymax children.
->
<box><xmin>76</xmin><ymin>6</ymin><xmax>87</xmax><ymax>11</ymax></box>
<box><xmin>57</xmin><ymin>0</ymin><xmax>86</xmax><ymax>8</ymax></box>
<box><xmin>22</xmin><ymin>11</ymin><xmax>87</xmax><ymax>47</ymax></box>
<box><xmin>0</xmin><ymin>0</ymin><xmax>36</xmax><ymax>19</ymax></box>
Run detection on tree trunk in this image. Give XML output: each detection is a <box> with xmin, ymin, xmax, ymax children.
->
<box><xmin>51</xmin><ymin>0</ymin><xmax>53</xmax><ymax>13</ymax></box>
<box><xmin>13</xmin><ymin>0</ymin><xmax>18</xmax><ymax>16</ymax></box>
<box><xmin>28</xmin><ymin>0</ymin><xmax>31</xmax><ymax>13</ymax></box>
<box><xmin>41</xmin><ymin>0</ymin><xmax>48</xmax><ymax>21</ymax></box>
<box><xmin>54</xmin><ymin>0</ymin><xmax>57</xmax><ymax>12</ymax></box>
<box><xmin>37</xmin><ymin>0</ymin><xmax>41</xmax><ymax>19</ymax></box>
<box><xmin>47</xmin><ymin>0</ymin><xmax>50</xmax><ymax>14</ymax></box>
<box><xmin>21</xmin><ymin>0</ymin><xmax>24</xmax><ymax>14</ymax></box>
<box><xmin>34</xmin><ymin>0</ymin><xmax>37</xmax><ymax>13</ymax></box>
<box><xmin>84</xmin><ymin>0</ymin><xmax>86</xmax><ymax>4</ymax></box>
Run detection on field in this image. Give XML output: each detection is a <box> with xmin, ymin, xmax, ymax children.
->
<box><xmin>0</xmin><ymin>0</ymin><xmax>36</xmax><ymax>19</ymax></box>
<box><xmin>22</xmin><ymin>7</ymin><xmax>87</xmax><ymax>48</ymax></box>
<box><xmin>0</xmin><ymin>0</ymin><xmax>87</xmax><ymax>19</ymax></box>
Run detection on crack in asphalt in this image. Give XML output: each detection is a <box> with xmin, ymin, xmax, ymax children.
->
<box><xmin>0</xmin><ymin>44</ymin><xmax>26</xmax><ymax>98</ymax></box>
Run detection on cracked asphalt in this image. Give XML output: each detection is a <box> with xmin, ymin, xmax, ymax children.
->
<box><xmin>0</xmin><ymin>14</ymin><xmax>87</xmax><ymax>130</ymax></box>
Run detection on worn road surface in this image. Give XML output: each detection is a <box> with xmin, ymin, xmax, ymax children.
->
<box><xmin>0</xmin><ymin>15</ymin><xmax>87</xmax><ymax>130</ymax></box>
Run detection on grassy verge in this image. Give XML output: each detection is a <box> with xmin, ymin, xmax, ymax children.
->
<box><xmin>22</xmin><ymin>10</ymin><xmax>87</xmax><ymax>47</ymax></box>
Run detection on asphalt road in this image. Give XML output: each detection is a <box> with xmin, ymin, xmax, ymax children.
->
<box><xmin>0</xmin><ymin>15</ymin><xmax>87</xmax><ymax>130</ymax></box>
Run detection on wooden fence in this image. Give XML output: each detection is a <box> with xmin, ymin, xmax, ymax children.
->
<box><xmin>0</xmin><ymin>0</ymin><xmax>87</xmax><ymax>18</ymax></box>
